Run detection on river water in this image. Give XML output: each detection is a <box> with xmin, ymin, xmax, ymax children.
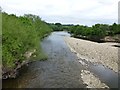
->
<box><xmin>2</xmin><ymin>31</ymin><xmax>118</xmax><ymax>88</ymax></box>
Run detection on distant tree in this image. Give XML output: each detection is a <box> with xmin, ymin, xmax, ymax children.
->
<box><xmin>55</xmin><ymin>23</ymin><xmax>62</xmax><ymax>26</ymax></box>
<box><xmin>111</xmin><ymin>23</ymin><xmax>119</xmax><ymax>34</ymax></box>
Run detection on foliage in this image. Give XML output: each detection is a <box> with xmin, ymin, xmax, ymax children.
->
<box><xmin>2</xmin><ymin>12</ymin><xmax>52</xmax><ymax>68</ymax></box>
<box><xmin>68</xmin><ymin>23</ymin><xmax>120</xmax><ymax>42</ymax></box>
<box><xmin>49</xmin><ymin>23</ymin><xmax>72</xmax><ymax>31</ymax></box>
<box><xmin>49</xmin><ymin>22</ymin><xmax>120</xmax><ymax>42</ymax></box>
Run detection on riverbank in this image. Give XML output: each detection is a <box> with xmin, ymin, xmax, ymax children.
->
<box><xmin>2</xmin><ymin>12</ymin><xmax>52</xmax><ymax>79</ymax></box>
<box><xmin>2</xmin><ymin>48</ymin><xmax>48</xmax><ymax>79</ymax></box>
<box><xmin>64</xmin><ymin>36</ymin><xmax>118</xmax><ymax>73</ymax></box>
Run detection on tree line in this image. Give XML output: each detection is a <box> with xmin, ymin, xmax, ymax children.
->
<box><xmin>49</xmin><ymin>23</ymin><xmax>120</xmax><ymax>42</ymax></box>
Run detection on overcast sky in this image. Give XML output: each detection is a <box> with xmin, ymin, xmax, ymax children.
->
<box><xmin>0</xmin><ymin>0</ymin><xmax>119</xmax><ymax>26</ymax></box>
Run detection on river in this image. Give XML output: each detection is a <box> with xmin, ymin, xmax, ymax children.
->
<box><xmin>2</xmin><ymin>31</ymin><xmax>118</xmax><ymax>88</ymax></box>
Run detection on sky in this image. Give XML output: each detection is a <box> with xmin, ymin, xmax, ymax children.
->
<box><xmin>0</xmin><ymin>0</ymin><xmax>119</xmax><ymax>26</ymax></box>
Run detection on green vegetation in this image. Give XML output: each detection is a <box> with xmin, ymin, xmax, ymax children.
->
<box><xmin>49</xmin><ymin>23</ymin><xmax>71</xmax><ymax>31</ymax></box>
<box><xmin>2</xmin><ymin>12</ymin><xmax>52</xmax><ymax>69</ymax></box>
<box><xmin>68</xmin><ymin>23</ymin><xmax>120</xmax><ymax>42</ymax></box>
<box><xmin>50</xmin><ymin>23</ymin><xmax>120</xmax><ymax>42</ymax></box>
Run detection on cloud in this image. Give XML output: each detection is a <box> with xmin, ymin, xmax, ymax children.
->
<box><xmin>0</xmin><ymin>0</ymin><xmax>119</xmax><ymax>26</ymax></box>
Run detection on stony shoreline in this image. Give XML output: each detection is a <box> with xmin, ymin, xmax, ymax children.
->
<box><xmin>64</xmin><ymin>36</ymin><xmax>118</xmax><ymax>73</ymax></box>
<box><xmin>81</xmin><ymin>70</ymin><xmax>109</xmax><ymax>88</ymax></box>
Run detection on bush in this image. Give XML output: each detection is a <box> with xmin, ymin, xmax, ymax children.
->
<box><xmin>2</xmin><ymin>12</ymin><xmax>52</xmax><ymax>69</ymax></box>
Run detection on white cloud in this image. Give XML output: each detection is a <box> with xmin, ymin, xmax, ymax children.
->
<box><xmin>0</xmin><ymin>0</ymin><xmax>119</xmax><ymax>26</ymax></box>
